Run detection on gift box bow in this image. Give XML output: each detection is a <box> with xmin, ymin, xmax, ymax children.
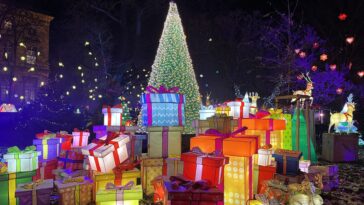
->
<box><xmin>204</xmin><ymin>126</ymin><xmax>247</xmax><ymax>139</ymax></box>
<box><xmin>169</xmin><ymin>175</ymin><xmax>211</xmax><ymax>191</ymax></box>
<box><xmin>200</xmin><ymin>105</ymin><xmax>214</xmax><ymax>110</ymax></box>
<box><xmin>73</xmin><ymin>128</ymin><xmax>89</xmax><ymax>133</ymax></box>
<box><xmin>35</xmin><ymin>130</ymin><xmax>55</xmax><ymax>139</ymax></box>
<box><xmin>7</xmin><ymin>145</ymin><xmax>36</xmax><ymax>154</ymax></box>
<box><xmin>102</xmin><ymin>104</ymin><xmax>123</xmax><ymax>109</ymax></box>
<box><xmin>105</xmin><ymin>181</ymin><xmax>134</xmax><ymax>190</ymax></box>
<box><xmin>146</xmin><ymin>85</ymin><xmax>180</xmax><ymax>93</ymax></box>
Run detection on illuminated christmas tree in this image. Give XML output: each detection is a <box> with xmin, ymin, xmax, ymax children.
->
<box><xmin>120</xmin><ymin>97</ymin><xmax>132</xmax><ymax>125</ymax></box>
<box><xmin>148</xmin><ymin>2</ymin><xmax>201</xmax><ymax>133</ymax></box>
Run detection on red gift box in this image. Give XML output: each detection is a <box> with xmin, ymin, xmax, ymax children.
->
<box><xmin>32</xmin><ymin>159</ymin><xmax>58</xmax><ymax>181</ymax></box>
<box><xmin>258</xmin><ymin>165</ymin><xmax>276</xmax><ymax>193</ymax></box>
<box><xmin>56</xmin><ymin>131</ymin><xmax>73</xmax><ymax>151</ymax></box>
<box><xmin>162</xmin><ymin>176</ymin><xmax>223</xmax><ymax>205</ymax></box>
<box><xmin>57</xmin><ymin>149</ymin><xmax>84</xmax><ymax>171</ymax></box>
<box><xmin>181</xmin><ymin>151</ymin><xmax>228</xmax><ymax>187</ymax></box>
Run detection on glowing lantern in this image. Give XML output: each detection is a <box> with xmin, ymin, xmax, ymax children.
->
<box><xmin>357</xmin><ymin>71</ymin><xmax>364</xmax><ymax>78</ymax></box>
<box><xmin>299</xmin><ymin>51</ymin><xmax>306</xmax><ymax>58</ymax></box>
<box><xmin>311</xmin><ymin>65</ymin><xmax>318</xmax><ymax>72</ymax></box>
<box><xmin>320</xmin><ymin>54</ymin><xmax>328</xmax><ymax>61</ymax></box>
<box><xmin>313</xmin><ymin>42</ymin><xmax>319</xmax><ymax>48</ymax></box>
<box><xmin>338</xmin><ymin>13</ymin><xmax>347</xmax><ymax>21</ymax></box>
<box><xmin>346</xmin><ymin>36</ymin><xmax>354</xmax><ymax>44</ymax></box>
<box><xmin>336</xmin><ymin>88</ymin><xmax>343</xmax><ymax>94</ymax></box>
<box><xmin>294</xmin><ymin>49</ymin><xmax>300</xmax><ymax>54</ymax></box>
<box><xmin>330</xmin><ymin>64</ymin><xmax>337</xmax><ymax>71</ymax></box>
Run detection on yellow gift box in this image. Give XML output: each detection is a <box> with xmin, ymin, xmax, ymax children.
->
<box><xmin>141</xmin><ymin>157</ymin><xmax>163</xmax><ymax>195</ymax></box>
<box><xmin>147</xmin><ymin>126</ymin><xmax>183</xmax><ymax>158</ymax></box>
<box><xmin>245</xmin><ymin>130</ymin><xmax>282</xmax><ymax>149</ymax></box>
<box><xmin>92</xmin><ymin>168</ymin><xmax>140</xmax><ymax>200</ymax></box>
<box><xmin>224</xmin><ymin>156</ymin><xmax>253</xmax><ymax>205</ymax></box>
<box><xmin>96</xmin><ymin>184</ymin><xmax>143</xmax><ymax>205</ymax></box>
<box><xmin>216</xmin><ymin>105</ymin><xmax>230</xmax><ymax>116</ymax></box>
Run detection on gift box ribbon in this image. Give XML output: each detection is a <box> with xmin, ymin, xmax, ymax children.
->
<box><xmin>146</xmin><ymin>85</ymin><xmax>180</xmax><ymax>93</ymax></box>
<box><xmin>89</xmin><ymin>132</ymin><xmax>121</xmax><ymax>171</ymax></box>
<box><xmin>59</xmin><ymin>151</ymin><xmax>84</xmax><ymax>169</ymax></box>
<box><xmin>202</xmin><ymin>126</ymin><xmax>248</xmax><ymax>154</ymax></box>
<box><xmin>73</xmin><ymin>128</ymin><xmax>89</xmax><ymax>147</ymax></box>
<box><xmin>105</xmin><ymin>181</ymin><xmax>134</xmax><ymax>202</ymax></box>
<box><xmin>22</xmin><ymin>180</ymin><xmax>44</xmax><ymax>205</ymax></box>
<box><xmin>103</xmin><ymin>105</ymin><xmax>123</xmax><ymax>126</ymax></box>
<box><xmin>7</xmin><ymin>146</ymin><xmax>38</xmax><ymax>171</ymax></box>
<box><xmin>35</xmin><ymin>130</ymin><xmax>55</xmax><ymax>139</ymax></box>
<box><xmin>162</xmin><ymin>127</ymin><xmax>169</xmax><ymax>158</ymax></box>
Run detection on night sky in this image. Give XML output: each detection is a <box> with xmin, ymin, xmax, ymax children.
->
<box><xmin>6</xmin><ymin>0</ymin><xmax>364</xmax><ymax>102</ymax></box>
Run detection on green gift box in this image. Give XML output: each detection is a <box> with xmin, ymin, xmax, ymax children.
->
<box><xmin>3</xmin><ymin>146</ymin><xmax>39</xmax><ymax>173</ymax></box>
<box><xmin>0</xmin><ymin>170</ymin><xmax>36</xmax><ymax>205</ymax></box>
<box><xmin>96</xmin><ymin>185</ymin><xmax>142</xmax><ymax>205</ymax></box>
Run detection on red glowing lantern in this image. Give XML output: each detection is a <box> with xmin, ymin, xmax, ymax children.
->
<box><xmin>313</xmin><ymin>42</ymin><xmax>319</xmax><ymax>48</ymax></box>
<box><xmin>338</xmin><ymin>13</ymin><xmax>347</xmax><ymax>21</ymax></box>
<box><xmin>330</xmin><ymin>64</ymin><xmax>337</xmax><ymax>71</ymax></box>
<box><xmin>299</xmin><ymin>51</ymin><xmax>306</xmax><ymax>58</ymax></box>
<box><xmin>346</xmin><ymin>36</ymin><xmax>354</xmax><ymax>44</ymax></box>
<box><xmin>320</xmin><ymin>54</ymin><xmax>328</xmax><ymax>61</ymax></box>
<box><xmin>358</xmin><ymin>71</ymin><xmax>364</xmax><ymax>78</ymax></box>
<box><xmin>336</xmin><ymin>88</ymin><xmax>343</xmax><ymax>94</ymax></box>
<box><xmin>311</xmin><ymin>65</ymin><xmax>318</xmax><ymax>72</ymax></box>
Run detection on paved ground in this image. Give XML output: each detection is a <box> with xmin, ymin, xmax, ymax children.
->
<box><xmin>320</xmin><ymin>147</ymin><xmax>364</xmax><ymax>205</ymax></box>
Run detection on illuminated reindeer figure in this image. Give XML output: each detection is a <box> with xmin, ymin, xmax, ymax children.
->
<box><xmin>328</xmin><ymin>102</ymin><xmax>356</xmax><ymax>133</ymax></box>
<box><xmin>205</xmin><ymin>92</ymin><xmax>211</xmax><ymax>106</ymax></box>
<box><xmin>291</xmin><ymin>72</ymin><xmax>314</xmax><ymax>106</ymax></box>
<box><xmin>248</xmin><ymin>92</ymin><xmax>260</xmax><ymax>115</ymax></box>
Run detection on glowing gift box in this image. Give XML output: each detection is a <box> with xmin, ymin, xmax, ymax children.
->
<box><xmin>223</xmin><ymin>135</ymin><xmax>259</xmax><ymax>157</ymax></box>
<box><xmin>147</xmin><ymin>126</ymin><xmax>183</xmax><ymax>158</ymax></box>
<box><xmin>141</xmin><ymin>85</ymin><xmax>185</xmax><ymax>127</ymax></box>
<box><xmin>57</xmin><ymin>148</ymin><xmax>84</xmax><ymax>171</ymax></box>
<box><xmin>56</xmin><ymin>131</ymin><xmax>73</xmax><ymax>151</ymax></box>
<box><xmin>299</xmin><ymin>160</ymin><xmax>311</xmax><ymax>173</ymax></box>
<box><xmin>224</xmin><ymin>156</ymin><xmax>253</xmax><ymax>205</ymax></box>
<box><xmin>163</xmin><ymin>157</ymin><xmax>184</xmax><ymax>177</ymax></box>
<box><xmin>192</xmin><ymin>118</ymin><xmax>238</xmax><ymax>136</ymax></box>
<box><xmin>162</xmin><ymin>177</ymin><xmax>224</xmax><ymax>205</ymax></box>
<box><xmin>215</xmin><ymin>105</ymin><xmax>230</xmax><ymax>116</ymax></box>
<box><xmin>141</xmin><ymin>157</ymin><xmax>163</xmax><ymax>195</ymax></box>
<box><xmin>81</xmin><ymin>133</ymin><xmax>130</xmax><ymax>173</ymax></box>
<box><xmin>227</xmin><ymin>100</ymin><xmax>243</xmax><ymax>119</ymax></box>
<box><xmin>96</xmin><ymin>182</ymin><xmax>142</xmax><ymax>205</ymax></box>
<box><xmin>268</xmin><ymin>111</ymin><xmax>292</xmax><ymax>150</ymax></box>
<box><xmin>32</xmin><ymin>159</ymin><xmax>58</xmax><ymax>181</ymax></box>
<box><xmin>241</xmin><ymin>118</ymin><xmax>286</xmax><ymax>146</ymax></box>
<box><xmin>0</xmin><ymin>170</ymin><xmax>36</xmax><ymax>205</ymax></box>
<box><xmin>102</xmin><ymin>105</ymin><xmax>123</xmax><ymax>126</ymax></box>
<box><xmin>54</xmin><ymin>176</ymin><xmax>93</xmax><ymax>205</ymax></box>
<box><xmin>93</xmin><ymin>125</ymin><xmax>138</xmax><ymax>138</ymax></box>
<box><xmin>199</xmin><ymin>105</ymin><xmax>216</xmax><ymax>120</ymax></box>
<box><xmin>181</xmin><ymin>151</ymin><xmax>228</xmax><ymax>187</ymax></box>
<box><xmin>207</xmin><ymin>115</ymin><xmax>236</xmax><ymax>134</ymax></box>
<box><xmin>3</xmin><ymin>146</ymin><xmax>39</xmax><ymax>173</ymax></box>
<box><xmin>257</xmin><ymin>146</ymin><xmax>273</xmax><ymax>166</ymax></box>
<box><xmin>257</xmin><ymin>165</ymin><xmax>276</xmax><ymax>193</ymax></box>
<box><xmin>53</xmin><ymin>169</ymin><xmax>90</xmax><ymax>181</ymax></box>
<box><xmin>33</xmin><ymin>137</ymin><xmax>61</xmax><ymax>160</ymax></box>
<box><xmin>72</xmin><ymin>129</ymin><xmax>90</xmax><ymax>147</ymax></box>
<box><xmin>272</xmin><ymin>149</ymin><xmax>302</xmax><ymax>176</ymax></box>
<box><xmin>93</xmin><ymin>167</ymin><xmax>140</xmax><ymax>199</ymax></box>
<box><xmin>15</xmin><ymin>179</ymin><xmax>54</xmax><ymax>205</ymax></box>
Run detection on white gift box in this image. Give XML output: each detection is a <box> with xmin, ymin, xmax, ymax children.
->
<box><xmin>102</xmin><ymin>106</ymin><xmax>123</xmax><ymax>126</ymax></box>
<box><xmin>299</xmin><ymin>160</ymin><xmax>311</xmax><ymax>173</ymax></box>
<box><xmin>227</xmin><ymin>101</ymin><xmax>242</xmax><ymax>119</ymax></box>
<box><xmin>199</xmin><ymin>106</ymin><xmax>216</xmax><ymax>120</ymax></box>
<box><xmin>258</xmin><ymin>148</ymin><xmax>273</xmax><ymax>166</ymax></box>
<box><xmin>72</xmin><ymin>130</ymin><xmax>90</xmax><ymax>147</ymax></box>
<box><xmin>3</xmin><ymin>151</ymin><xmax>40</xmax><ymax>173</ymax></box>
<box><xmin>81</xmin><ymin>134</ymin><xmax>130</xmax><ymax>173</ymax></box>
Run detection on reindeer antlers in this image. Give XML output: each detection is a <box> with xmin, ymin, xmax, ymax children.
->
<box><xmin>301</xmin><ymin>72</ymin><xmax>312</xmax><ymax>83</ymax></box>
<box><xmin>248</xmin><ymin>92</ymin><xmax>260</xmax><ymax>98</ymax></box>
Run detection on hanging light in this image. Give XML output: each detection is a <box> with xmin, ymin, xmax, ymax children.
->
<box><xmin>77</xmin><ymin>66</ymin><xmax>82</xmax><ymax>70</ymax></box>
<box><xmin>298</xmin><ymin>51</ymin><xmax>306</xmax><ymax>58</ymax></box>
<box><xmin>19</xmin><ymin>42</ymin><xmax>26</xmax><ymax>47</ymax></box>
<box><xmin>59</xmin><ymin>74</ymin><xmax>63</xmax><ymax>79</ymax></box>
<box><xmin>346</xmin><ymin>36</ymin><xmax>354</xmax><ymax>44</ymax></box>
<box><xmin>320</xmin><ymin>54</ymin><xmax>328</xmax><ymax>61</ymax></box>
<box><xmin>311</xmin><ymin>65</ymin><xmax>318</xmax><ymax>72</ymax></box>
<box><xmin>58</xmin><ymin>62</ymin><xmax>64</xmax><ymax>67</ymax></box>
<box><xmin>338</xmin><ymin>13</ymin><xmax>348</xmax><ymax>21</ymax></box>
<box><xmin>336</xmin><ymin>88</ymin><xmax>343</xmax><ymax>94</ymax></box>
<box><xmin>3</xmin><ymin>66</ymin><xmax>8</xmax><ymax>71</ymax></box>
<box><xmin>72</xmin><ymin>85</ymin><xmax>76</xmax><ymax>90</ymax></box>
<box><xmin>40</xmin><ymin>81</ymin><xmax>45</xmax><ymax>86</ymax></box>
<box><xmin>20</xmin><ymin>56</ymin><xmax>26</xmax><ymax>61</ymax></box>
<box><xmin>4</xmin><ymin>52</ymin><xmax>8</xmax><ymax>59</ymax></box>
<box><xmin>98</xmin><ymin>94</ymin><xmax>102</xmax><ymax>98</ymax></box>
<box><xmin>28</xmin><ymin>67</ymin><xmax>35</xmax><ymax>72</ymax></box>
<box><xmin>330</xmin><ymin>64</ymin><xmax>337</xmax><ymax>71</ymax></box>
<box><xmin>313</xmin><ymin>42</ymin><xmax>319</xmax><ymax>48</ymax></box>
<box><xmin>357</xmin><ymin>71</ymin><xmax>364</xmax><ymax>78</ymax></box>
<box><xmin>85</xmin><ymin>41</ymin><xmax>90</xmax><ymax>46</ymax></box>
<box><xmin>81</xmin><ymin>79</ymin><xmax>85</xmax><ymax>83</ymax></box>
<box><xmin>12</xmin><ymin>77</ymin><xmax>17</xmax><ymax>82</ymax></box>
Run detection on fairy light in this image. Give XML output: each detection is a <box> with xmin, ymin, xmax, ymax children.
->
<box><xmin>28</xmin><ymin>67</ymin><xmax>35</xmax><ymax>72</ymax></box>
<box><xmin>20</xmin><ymin>96</ymin><xmax>24</xmax><ymax>100</ymax></box>
<box><xmin>84</xmin><ymin>41</ymin><xmax>90</xmax><ymax>46</ymax></box>
<box><xmin>59</xmin><ymin>74</ymin><xmax>63</xmax><ymax>79</ymax></box>
<box><xmin>20</xmin><ymin>56</ymin><xmax>26</xmax><ymax>61</ymax></box>
<box><xmin>40</xmin><ymin>81</ymin><xmax>45</xmax><ymax>86</ymax></box>
<box><xmin>98</xmin><ymin>94</ymin><xmax>102</xmax><ymax>98</ymax></box>
<box><xmin>66</xmin><ymin>91</ymin><xmax>70</xmax><ymax>95</ymax></box>
<box><xmin>3</xmin><ymin>66</ymin><xmax>8</xmax><ymax>72</ymax></box>
<box><xmin>12</xmin><ymin>77</ymin><xmax>17</xmax><ymax>82</ymax></box>
<box><xmin>81</xmin><ymin>79</ymin><xmax>85</xmax><ymax>83</ymax></box>
<box><xmin>4</xmin><ymin>52</ymin><xmax>8</xmax><ymax>59</ymax></box>
<box><xmin>58</xmin><ymin>62</ymin><xmax>64</xmax><ymax>67</ymax></box>
<box><xmin>77</xmin><ymin>66</ymin><xmax>82</xmax><ymax>70</ymax></box>
<box><xmin>72</xmin><ymin>85</ymin><xmax>76</xmax><ymax>90</ymax></box>
<box><xmin>19</xmin><ymin>42</ymin><xmax>26</xmax><ymax>47</ymax></box>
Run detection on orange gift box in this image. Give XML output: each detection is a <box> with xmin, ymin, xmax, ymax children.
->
<box><xmin>241</xmin><ymin>118</ymin><xmax>286</xmax><ymax>130</ymax></box>
<box><xmin>181</xmin><ymin>151</ymin><xmax>228</xmax><ymax>187</ymax></box>
<box><xmin>257</xmin><ymin>165</ymin><xmax>276</xmax><ymax>193</ymax></box>
<box><xmin>223</xmin><ymin>136</ymin><xmax>259</xmax><ymax>157</ymax></box>
<box><xmin>190</xmin><ymin>135</ymin><xmax>223</xmax><ymax>154</ymax></box>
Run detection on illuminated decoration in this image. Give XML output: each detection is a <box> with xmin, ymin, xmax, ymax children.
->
<box><xmin>338</xmin><ymin>13</ymin><xmax>348</xmax><ymax>21</ymax></box>
<box><xmin>20</xmin><ymin>56</ymin><xmax>26</xmax><ymax>61</ymax></box>
<box><xmin>298</xmin><ymin>51</ymin><xmax>306</xmax><ymax>58</ymax></box>
<box><xmin>320</xmin><ymin>53</ymin><xmax>328</xmax><ymax>61</ymax></box>
<box><xmin>72</xmin><ymin>85</ymin><xmax>76</xmax><ymax>90</ymax></box>
<box><xmin>292</xmin><ymin>72</ymin><xmax>314</xmax><ymax>106</ymax></box>
<box><xmin>330</xmin><ymin>64</ymin><xmax>337</xmax><ymax>71</ymax></box>
<box><xmin>329</xmin><ymin>94</ymin><xmax>356</xmax><ymax>133</ymax></box>
<box><xmin>313</xmin><ymin>42</ymin><xmax>319</xmax><ymax>48</ymax></box>
<box><xmin>3</xmin><ymin>66</ymin><xmax>8</xmax><ymax>72</ymax></box>
<box><xmin>84</xmin><ymin>41</ymin><xmax>90</xmax><ymax>46</ymax></box>
<box><xmin>40</xmin><ymin>81</ymin><xmax>45</xmax><ymax>87</ymax></box>
<box><xmin>12</xmin><ymin>77</ymin><xmax>17</xmax><ymax>82</ymax></box>
<box><xmin>58</xmin><ymin>62</ymin><xmax>64</xmax><ymax>67</ymax></box>
<box><xmin>336</xmin><ymin>88</ymin><xmax>343</xmax><ymax>95</ymax></box>
<box><xmin>248</xmin><ymin>92</ymin><xmax>260</xmax><ymax>115</ymax></box>
<box><xmin>0</xmin><ymin>103</ymin><xmax>17</xmax><ymax>112</ymax></box>
<box><xmin>4</xmin><ymin>52</ymin><xmax>8</xmax><ymax>59</ymax></box>
<box><xmin>66</xmin><ymin>91</ymin><xmax>70</xmax><ymax>95</ymax></box>
<box><xmin>102</xmin><ymin>105</ymin><xmax>123</xmax><ymax>126</ymax></box>
<box><xmin>19</xmin><ymin>96</ymin><xmax>24</xmax><ymax>100</ymax></box>
<box><xmin>294</xmin><ymin>49</ymin><xmax>300</xmax><ymax>54</ymax></box>
<box><xmin>77</xmin><ymin>66</ymin><xmax>82</xmax><ymax>70</ymax></box>
<box><xmin>346</xmin><ymin>36</ymin><xmax>354</xmax><ymax>44</ymax></box>
<box><xmin>357</xmin><ymin>71</ymin><xmax>364</xmax><ymax>78</ymax></box>
<box><xmin>147</xmin><ymin>2</ymin><xmax>201</xmax><ymax>133</ymax></box>
<box><xmin>311</xmin><ymin>65</ymin><xmax>318</xmax><ymax>72</ymax></box>
<box><xmin>28</xmin><ymin>67</ymin><xmax>35</xmax><ymax>72</ymax></box>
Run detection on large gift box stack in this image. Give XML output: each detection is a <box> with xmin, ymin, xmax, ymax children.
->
<box><xmin>140</xmin><ymin>85</ymin><xmax>186</xmax><ymax>196</ymax></box>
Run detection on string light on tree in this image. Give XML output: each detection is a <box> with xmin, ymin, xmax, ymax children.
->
<box><xmin>3</xmin><ymin>66</ymin><xmax>8</xmax><ymax>72</ymax></box>
<box><xmin>330</xmin><ymin>64</ymin><xmax>337</xmax><ymax>71</ymax></box>
<box><xmin>346</xmin><ymin>36</ymin><xmax>354</xmax><ymax>44</ymax></box>
<box><xmin>311</xmin><ymin>65</ymin><xmax>318</xmax><ymax>72</ymax></box>
<box><xmin>147</xmin><ymin>2</ymin><xmax>201</xmax><ymax>133</ymax></box>
<box><xmin>358</xmin><ymin>71</ymin><xmax>364</xmax><ymax>78</ymax></box>
<box><xmin>320</xmin><ymin>53</ymin><xmax>328</xmax><ymax>61</ymax></box>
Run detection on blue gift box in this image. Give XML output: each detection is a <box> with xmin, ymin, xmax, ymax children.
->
<box><xmin>33</xmin><ymin>138</ymin><xmax>61</xmax><ymax>160</ymax></box>
<box><xmin>141</xmin><ymin>93</ymin><xmax>185</xmax><ymax>127</ymax></box>
<box><xmin>272</xmin><ymin>149</ymin><xmax>302</xmax><ymax>176</ymax></box>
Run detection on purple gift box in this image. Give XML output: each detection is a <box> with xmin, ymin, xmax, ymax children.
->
<box><xmin>33</xmin><ymin>138</ymin><xmax>61</xmax><ymax>160</ymax></box>
<box><xmin>15</xmin><ymin>179</ymin><xmax>53</xmax><ymax>205</ymax></box>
